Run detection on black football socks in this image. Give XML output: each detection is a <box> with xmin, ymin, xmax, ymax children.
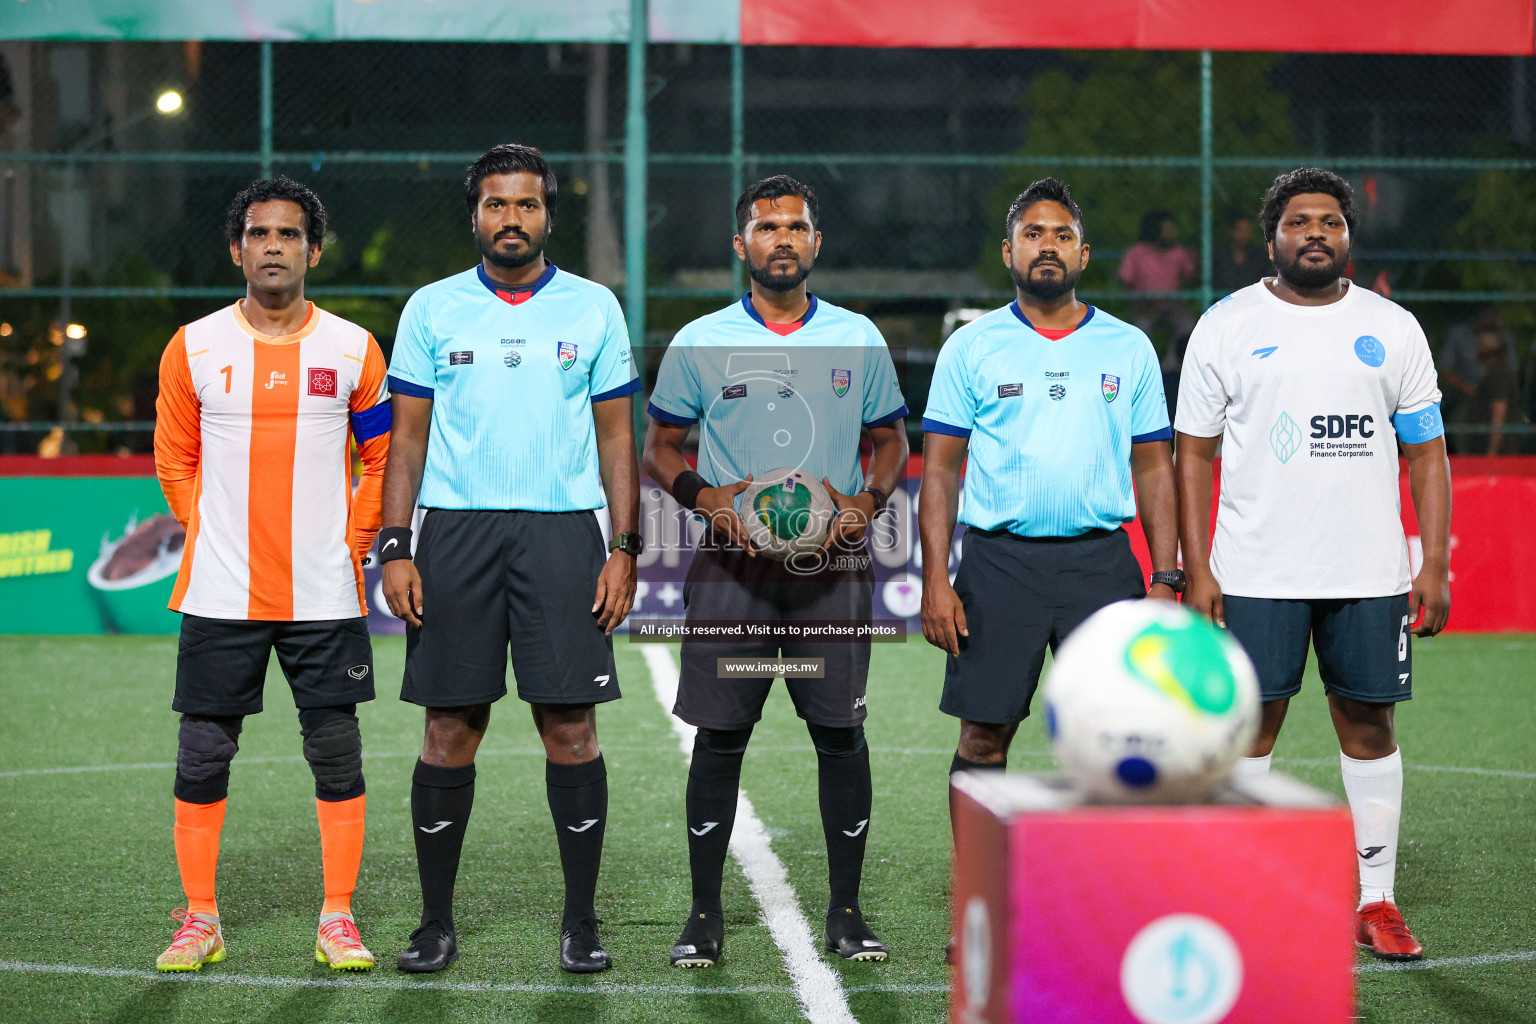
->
<box><xmin>411</xmin><ymin>760</ymin><xmax>476</xmax><ymax>930</ymax></box>
<box><xmin>686</xmin><ymin>726</ymin><xmax>753</xmax><ymax>917</ymax></box>
<box><xmin>808</xmin><ymin>723</ymin><xmax>872</xmax><ymax>911</ymax></box>
<box><xmin>546</xmin><ymin>755</ymin><xmax>608</xmax><ymax>928</ymax></box>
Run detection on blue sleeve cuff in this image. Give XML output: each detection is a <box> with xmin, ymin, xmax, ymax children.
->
<box><xmin>647</xmin><ymin>400</ymin><xmax>699</xmax><ymax>426</ymax></box>
<box><xmin>387</xmin><ymin>374</ymin><xmax>434</xmax><ymax>399</ymax></box>
<box><xmin>1393</xmin><ymin>403</ymin><xmax>1444</xmax><ymax>444</ymax></box>
<box><xmin>349</xmin><ymin>401</ymin><xmax>392</xmax><ymax>441</ymax></box>
<box><xmin>921</xmin><ymin>416</ymin><xmax>972</xmax><ymax>438</ymax></box>
<box><xmin>592</xmin><ymin>376</ymin><xmax>643</xmax><ymax>403</ymax></box>
<box><xmin>865</xmin><ymin>403</ymin><xmax>910</xmax><ymax>428</ymax></box>
<box><xmin>1131</xmin><ymin>426</ymin><xmax>1174</xmax><ymax>444</ymax></box>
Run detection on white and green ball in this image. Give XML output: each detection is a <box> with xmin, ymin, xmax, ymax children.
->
<box><xmin>740</xmin><ymin>469</ymin><xmax>835</xmax><ymax>562</ymax></box>
<box><xmin>1043</xmin><ymin>599</ymin><xmax>1261</xmax><ymax>804</ymax></box>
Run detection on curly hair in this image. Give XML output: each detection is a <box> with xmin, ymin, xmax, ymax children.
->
<box><xmin>224</xmin><ymin>176</ymin><xmax>328</xmax><ymax>248</ymax></box>
<box><xmin>1005</xmin><ymin>178</ymin><xmax>1084</xmax><ymax>241</ymax></box>
<box><xmin>1259</xmin><ymin>167</ymin><xmax>1358</xmax><ymax>244</ymax></box>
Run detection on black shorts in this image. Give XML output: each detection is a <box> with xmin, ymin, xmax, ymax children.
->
<box><xmin>400</xmin><ymin>509</ymin><xmax>619</xmax><ymax>709</ymax></box>
<box><xmin>173</xmin><ymin>614</ymin><xmax>375</xmax><ymax>717</ymax></box>
<box><xmin>1221</xmin><ymin>593</ymin><xmax>1413</xmax><ymax>704</ymax></box>
<box><xmin>940</xmin><ymin>527</ymin><xmax>1145</xmax><ymax>725</ymax></box>
<box><xmin>674</xmin><ymin>546</ymin><xmax>874</xmax><ymax>730</ymax></box>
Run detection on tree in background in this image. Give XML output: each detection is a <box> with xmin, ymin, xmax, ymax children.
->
<box><xmin>983</xmin><ymin>51</ymin><xmax>1296</xmax><ymax>293</ymax></box>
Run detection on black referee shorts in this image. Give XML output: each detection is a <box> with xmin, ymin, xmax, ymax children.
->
<box><xmin>939</xmin><ymin>526</ymin><xmax>1145</xmax><ymax>725</ymax></box>
<box><xmin>674</xmin><ymin>545</ymin><xmax>874</xmax><ymax>730</ymax></box>
<box><xmin>400</xmin><ymin>509</ymin><xmax>619</xmax><ymax>709</ymax></box>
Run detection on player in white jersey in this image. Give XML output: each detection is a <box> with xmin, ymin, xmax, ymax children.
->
<box><xmin>1175</xmin><ymin>168</ymin><xmax>1451</xmax><ymax>961</ymax></box>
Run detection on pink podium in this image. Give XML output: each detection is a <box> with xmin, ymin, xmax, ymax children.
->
<box><xmin>950</xmin><ymin>771</ymin><xmax>1357</xmax><ymax>1024</ymax></box>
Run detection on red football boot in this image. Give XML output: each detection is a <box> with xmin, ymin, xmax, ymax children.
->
<box><xmin>1355</xmin><ymin>901</ymin><xmax>1423</xmax><ymax>961</ymax></box>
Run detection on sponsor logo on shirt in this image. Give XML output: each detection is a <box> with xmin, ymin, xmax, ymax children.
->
<box><xmin>1354</xmin><ymin>335</ymin><xmax>1386</xmax><ymax>367</ymax></box>
<box><xmin>778</xmin><ymin>382</ymin><xmax>795</xmax><ymax>398</ymax></box>
<box><xmin>722</xmin><ymin>383</ymin><xmax>748</xmax><ymax>400</ymax></box>
<box><xmin>1309</xmin><ymin>414</ymin><xmax>1375</xmax><ymax>439</ymax></box>
<box><xmin>1049</xmin><ymin>384</ymin><xmax>1066</xmax><ymax>401</ymax></box>
<box><xmin>1252</xmin><ymin>346</ymin><xmax>1279</xmax><ymax>359</ymax></box>
<box><xmin>558</xmin><ymin>341</ymin><xmax>578</xmax><ymax>370</ymax></box>
<box><xmin>1045</xmin><ymin>371</ymin><xmax>1070</xmax><ymax>378</ymax></box>
<box><xmin>449</xmin><ymin>350</ymin><xmax>474</xmax><ymax>365</ymax></box>
<box><xmin>1101</xmin><ymin>374</ymin><xmax>1120</xmax><ymax>403</ymax></box>
<box><xmin>501</xmin><ymin>337</ymin><xmax>525</xmax><ymax>368</ymax></box>
<box><xmin>264</xmin><ymin>371</ymin><xmax>288</xmax><ymax>389</ymax></box>
<box><xmin>1269</xmin><ymin>411</ymin><xmax>1302</xmax><ymax>463</ymax></box>
<box><xmin>1306</xmin><ymin>413</ymin><xmax>1379</xmax><ymax>459</ymax></box>
<box><xmin>308</xmin><ymin>367</ymin><xmax>337</xmax><ymax>397</ymax></box>
<box><xmin>831</xmin><ymin>368</ymin><xmax>851</xmax><ymax>398</ymax></box>
<box><xmin>998</xmin><ymin>383</ymin><xmax>1023</xmax><ymax>398</ymax></box>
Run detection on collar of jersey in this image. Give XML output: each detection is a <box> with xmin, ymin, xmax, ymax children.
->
<box><xmin>741</xmin><ymin>291</ymin><xmax>818</xmax><ymax>331</ymax></box>
<box><xmin>477</xmin><ymin>260</ymin><xmax>558</xmax><ymax>304</ymax></box>
<box><xmin>1010</xmin><ymin>301</ymin><xmax>1094</xmax><ymax>335</ymax></box>
<box><xmin>232</xmin><ymin>300</ymin><xmax>319</xmax><ymax>345</ymax></box>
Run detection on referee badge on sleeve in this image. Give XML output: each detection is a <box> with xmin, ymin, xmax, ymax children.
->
<box><xmin>1102</xmin><ymin>374</ymin><xmax>1120</xmax><ymax>403</ymax></box>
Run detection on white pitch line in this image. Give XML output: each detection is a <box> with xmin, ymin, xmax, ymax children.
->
<box><xmin>640</xmin><ymin>645</ymin><xmax>858</xmax><ymax>1024</ymax></box>
<box><xmin>1356</xmin><ymin>949</ymin><xmax>1536</xmax><ymax>973</ymax></box>
<box><xmin>1276</xmin><ymin>758</ymin><xmax>1536</xmax><ymax>781</ymax></box>
<box><xmin>0</xmin><ymin>958</ymin><xmax>947</xmax><ymax>995</ymax></box>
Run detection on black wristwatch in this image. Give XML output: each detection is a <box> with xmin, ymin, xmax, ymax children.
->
<box><xmin>609</xmin><ymin>531</ymin><xmax>644</xmax><ymax>557</ymax></box>
<box><xmin>1150</xmin><ymin>569</ymin><xmax>1187</xmax><ymax>594</ymax></box>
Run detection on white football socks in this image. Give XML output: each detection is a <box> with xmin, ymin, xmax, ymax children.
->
<box><xmin>1231</xmin><ymin>754</ymin><xmax>1272</xmax><ymax>781</ymax></box>
<box><xmin>1340</xmin><ymin>747</ymin><xmax>1403</xmax><ymax>909</ymax></box>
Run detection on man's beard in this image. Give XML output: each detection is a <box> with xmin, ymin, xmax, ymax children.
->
<box><xmin>1011</xmin><ymin>256</ymin><xmax>1081</xmax><ymax>301</ymax></box>
<box><xmin>476</xmin><ymin>222</ymin><xmax>550</xmax><ymax>270</ymax></box>
<box><xmin>1274</xmin><ymin>242</ymin><xmax>1347</xmax><ymax>289</ymax></box>
<box><xmin>747</xmin><ymin>249</ymin><xmax>813</xmax><ymax>292</ymax></box>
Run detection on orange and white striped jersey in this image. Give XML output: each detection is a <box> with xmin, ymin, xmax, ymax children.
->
<box><xmin>155</xmin><ymin>301</ymin><xmax>390</xmax><ymax>621</ymax></box>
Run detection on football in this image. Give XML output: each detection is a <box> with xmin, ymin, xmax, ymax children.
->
<box><xmin>740</xmin><ymin>468</ymin><xmax>836</xmax><ymax>562</ymax></box>
<box><xmin>1043</xmin><ymin>599</ymin><xmax>1261</xmax><ymax>804</ymax></box>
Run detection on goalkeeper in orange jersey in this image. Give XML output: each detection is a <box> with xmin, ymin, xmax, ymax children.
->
<box><xmin>152</xmin><ymin>177</ymin><xmax>391</xmax><ymax>972</ymax></box>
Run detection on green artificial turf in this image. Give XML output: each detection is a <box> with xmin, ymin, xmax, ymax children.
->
<box><xmin>0</xmin><ymin>633</ymin><xmax>1531</xmax><ymax>1023</ymax></box>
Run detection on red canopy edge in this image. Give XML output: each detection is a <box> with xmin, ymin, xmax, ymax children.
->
<box><xmin>742</xmin><ymin>0</ymin><xmax>1536</xmax><ymax>56</ymax></box>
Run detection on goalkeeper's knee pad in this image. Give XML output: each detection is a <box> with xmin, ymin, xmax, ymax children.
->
<box><xmin>174</xmin><ymin>714</ymin><xmax>244</xmax><ymax>803</ymax></box>
<box><xmin>299</xmin><ymin>705</ymin><xmax>365</xmax><ymax>801</ymax></box>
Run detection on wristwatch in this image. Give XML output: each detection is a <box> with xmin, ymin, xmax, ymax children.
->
<box><xmin>1150</xmin><ymin>569</ymin><xmax>1187</xmax><ymax>594</ymax></box>
<box><xmin>609</xmin><ymin>531</ymin><xmax>644</xmax><ymax>557</ymax></box>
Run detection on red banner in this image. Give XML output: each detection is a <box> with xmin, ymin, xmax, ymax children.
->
<box><xmin>743</xmin><ymin>0</ymin><xmax>1536</xmax><ymax>56</ymax></box>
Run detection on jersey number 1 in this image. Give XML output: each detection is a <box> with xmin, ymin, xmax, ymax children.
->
<box><xmin>220</xmin><ymin>365</ymin><xmax>232</xmax><ymax>393</ymax></box>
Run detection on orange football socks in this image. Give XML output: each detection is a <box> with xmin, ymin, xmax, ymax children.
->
<box><xmin>316</xmin><ymin>794</ymin><xmax>366</xmax><ymax>915</ymax></box>
<box><xmin>173</xmin><ymin>798</ymin><xmax>226</xmax><ymax>916</ymax></box>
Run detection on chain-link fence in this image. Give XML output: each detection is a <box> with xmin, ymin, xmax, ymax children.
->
<box><xmin>2</xmin><ymin>42</ymin><xmax>1534</xmax><ymax>453</ymax></box>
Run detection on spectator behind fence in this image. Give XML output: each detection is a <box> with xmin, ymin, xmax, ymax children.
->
<box><xmin>1439</xmin><ymin>307</ymin><xmax>1518</xmax><ymax>452</ymax></box>
<box><xmin>1211</xmin><ymin>214</ymin><xmax>1270</xmax><ymax>295</ymax></box>
<box><xmin>1466</xmin><ymin>328</ymin><xmax>1517</xmax><ymax>455</ymax></box>
<box><xmin>1120</xmin><ymin>210</ymin><xmax>1196</xmax><ymax>417</ymax></box>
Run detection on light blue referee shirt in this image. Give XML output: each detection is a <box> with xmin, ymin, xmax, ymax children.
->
<box><xmin>388</xmin><ymin>262</ymin><xmax>641</xmax><ymax>511</ymax></box>
<box><xmin>922</xmin><ymin>302</ymin><xmax>1170</xmax><ymax>538</ymax></box>
<box><xmin>648</xmin><ymin>294</ymin><xmax>908</xmax><ymax>497</ymax></box>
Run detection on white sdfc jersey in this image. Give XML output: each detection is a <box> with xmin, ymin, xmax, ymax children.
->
<box><xmin>1175</xmin><ymin>281</ymin><xmax>1443</xmax><ymax>599</ymax></box>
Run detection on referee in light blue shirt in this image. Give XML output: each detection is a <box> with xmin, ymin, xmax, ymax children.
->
<box><xmin>918</xmin><ymin>178</ymin><xmax>1182</xmax><ymax>815</ymax></box>
<box><xmin>377</xmin><ymin>144</ymin><xmax>641</xmax><ymax>976</ymax></box>
<box><xmin>643</xmin><ymin>176</ymin><xmax>908</xmax><ymax>968</ymax></box>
